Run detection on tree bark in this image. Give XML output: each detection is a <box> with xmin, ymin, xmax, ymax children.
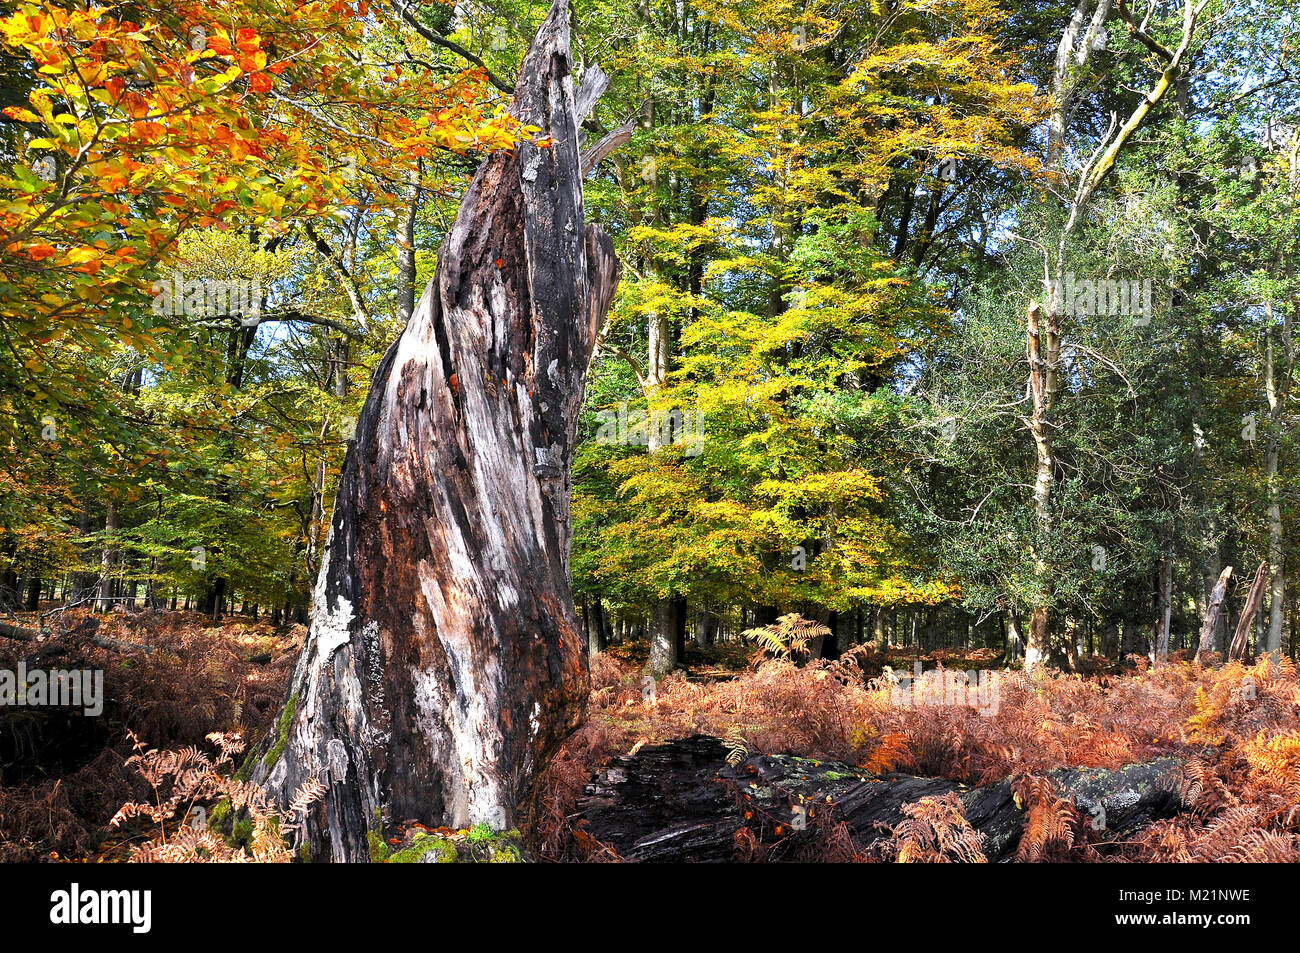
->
<box><xmin>1024</xmin><ymin>302</ymin><xmax>1059</xmax><ymax>674</ymax></box>
<box><xmin>1005</xmin><ymin>609</ymin><xmax>1025</xmax><ymax>662</ymax></box>
<box><xmin>587</xmin><ymin>599</ymin><xmax>605</xmax><ymax>655</ymax></box>
<box><xmin>251</xmin><ymin>0</ymin><xmax>620</xmax><ymax>862</ymax></box>
<box><xmin>1264</xmin><ymin>303</ymin><xmax>1294</xmax><ymax>656</ymax></box>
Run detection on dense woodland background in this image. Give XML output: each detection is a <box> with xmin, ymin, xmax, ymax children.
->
<box><xmin>3</xmin><ymin>0</ymin><xmax>1297</xmax><ymax>669</ymax></box>
<box><xmin>2</xmin><ymin>0</ymin><xmax>1300</xmax><ymax>864</ymax></box>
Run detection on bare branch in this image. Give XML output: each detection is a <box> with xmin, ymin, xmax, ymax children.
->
<box><xmin>581</xmin><ymin>119</ymin><xmax>636</xmax><ymax>176</ymax></box>
<box><xmin>386</xmin><ymin>0</ymin><xmax>516</xmax><ymax>94</ymax></box>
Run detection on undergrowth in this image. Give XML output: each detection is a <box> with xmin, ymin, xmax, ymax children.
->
<box><xmin>4</xmin><ymin>609</ymin><xmax>1299</xmax><ymax>864</ymax></box>
<box><xmin>0</xmin><ymin>608</ymin><xmax>300</xmax><ymax>861</ymax></box>
<box><xmin>539</xmin><ymin>647</ymin><xmax>1300</xmax><ymax>862</ymax></box>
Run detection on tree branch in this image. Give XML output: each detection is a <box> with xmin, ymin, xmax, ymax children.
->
<box><xmin>581</xmin><ymin>119</ymin><xmax>636</xmax><ymax>177</ymax></box>
<box><xmin>386</xmin><ymin>0</ymin><xmax>516</xmax><ymax>94</ymax></box>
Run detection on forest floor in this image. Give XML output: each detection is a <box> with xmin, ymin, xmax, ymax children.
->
<box><xmin>1</xmin><ymin>608</ymin><xmax>1298</xmax><ymax>862</ymax></box>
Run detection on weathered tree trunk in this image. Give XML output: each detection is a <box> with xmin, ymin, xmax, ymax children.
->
<box><xmin>251</xmin><ymin>0</ymin><xmax>620</xmax><ymax>862</ymax></box>
<box><xmin>1229</xmin><ymin>562</ymin><xmax>1268</xmax><ymax>662</ymax></box>
<box><xmin>1194</xmin><ymin>565</ymin><xmax>1232</xmax><ymax>663</ymax></box>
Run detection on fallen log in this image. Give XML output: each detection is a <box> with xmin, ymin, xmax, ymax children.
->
<box><xmin>574</xmin><ymin>735</ymin><xmax>1185</xmax><ymax>862</ymax></box>
<box><xmin>0</xmin><ymin>616</ymin><xmax>154</xmax><ymax>656</ymax></box>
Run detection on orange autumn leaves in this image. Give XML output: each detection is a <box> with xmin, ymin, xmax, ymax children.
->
<box><xmin>0</xmin><ymin>0</ymin><xmax>525</xmax><ymax>406</ymax></box>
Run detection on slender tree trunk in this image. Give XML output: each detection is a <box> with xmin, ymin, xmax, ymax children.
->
<box><xmin>1155</xmin><ymin>560</ymin><xmax>1173</xmax><ymax>664</ymax></box>
<box><xmin>0</xmin><ymin>538</ymin><xmax>17</xmax><ymax>610</ymax></box>
<box><xmin>95</xmin><ymin>503</ymin><xmax>118</xmax><ymax>613</ymax></box>
<box><xmin>1200</xmin><ymin>519</ymin><xmax>1223</xmax><ymax>648</ymax></box>
<box><xmin>590</xmin><ymin>598</ymin><xmax>603</xmax><ymax>657</ymax></box>
<box><xmin>1025</xmin><ymin>299</ymin><xmax>1059</xmax><ymax>674</ymax></box>
<box><xmin>395</xmin><ymin>160</ymin><xmax>422</xmax><ymax>327</ymax></box>
<box><xmin>1006</xmin><ymin>609</ymin><xmax>1024</xmax><ymax>662</ymax></box>
<box><xmin>1022</xmin><ymin>0</ymin><xmax>1204</xmax><ymax>672</ymax></box>
<box><xmin>1064</xmin><ymin>615</ymin><xmax>1079</xmax><ymax>670</ymax></box>
<box><xmin>251</xmin><ymin>1</ymin><xmax>620</xmax><ymax>861</ymax></box>
<box><xmin>644</xmin><ymin>255</ymin><xmax>677</xmax><ymax>665</ymax></box>
<box><xmin>1264</xmin><ymin>304</ymin><xmax>1294</xmax><ymax>656</ymax></box>
<box><xmin>596</xmin><ymin>600</ymin><xmax>611</xmax><ymax>649</ymax></box>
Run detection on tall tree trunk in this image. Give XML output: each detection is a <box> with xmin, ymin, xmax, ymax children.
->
<box><xmin>1064</xmin><ymin>614</ymin><xmax>1079</xmax><ymax>670</ymax></box>
<box><xmin>648</xmin><ymin>597</ymin><xmax>678</xmax><ymax>678</ymax></box>
<box><xmin>586</xmin><ymin>600</ymin><xmax>606</xmax><ymax>656</ymax></box>
<box><xmin>251</xmin><ymin>0</ymin><xmax>620</xmax><ymax>862</ymax></box>
<box><xmin>694</xmin><ymin>602</ymin><xmax>712</xmax><ymax>649</ymax></box>
<box><xmin>0</xmin><ymin>537</ymin><xmax>17</xmax><ymax>610</ymax></box>
<box><xmin>1264</xmin><ymin>304</ymin><xmax>1294</xmax><ymax>656</ymax></box>
<box><xmin>596</xmin><ymin>600</ymin><xmax>611</xmax><ymax>650</ymax></box>
<box><xmin>1024</xmin><ymin>300</ymin><xmax>1058</xmax><ymax>674</ymax></box>
<box><xmin>71</xmin><ymin>502</ymin><xmax>95</xmax><ymax>602</ymax></box>
<box><xmin>1006</xmin><ymin>609</ymin><xmax>1024</xmax><ymax>662</ymax></box>
<box><xmin>1155</xmin><ymin>560</ymin><xmax>1173</xmax><ymax>665</ymax></box>
<box><xmin>395</xmin><ymin>160</ymin><xmax>422</xmax><ymax>327</ymax></box>
<box><xmin>95</xmin><ymin>502</ymin><xmax>118</xmax><ymax>613</ymax></box>
<box><xmin>1023</xmin><ymin>0</ymin><xmax>1206</xmax><ymax>672</ymax></box>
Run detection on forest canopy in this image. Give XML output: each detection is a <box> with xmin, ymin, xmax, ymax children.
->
<box><xmin>4</xmin><ymin>0</ymin><xmax>1294</xmax><ymax>669</ymax></box>
<box><xmin>1</xmin><ymin>0</ymin><xmax>1300</xmax><ymax>875</ymax></box>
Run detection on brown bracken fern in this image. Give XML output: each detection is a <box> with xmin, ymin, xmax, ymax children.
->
<box><xmin>110</xmin><ymin>731</ymin><xmax>325</xmax><ymax>862</ymax></box>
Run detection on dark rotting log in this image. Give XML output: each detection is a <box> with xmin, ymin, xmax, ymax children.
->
<box><xmin>574</xmin><ymin>735</ymin><xmax>1186</xmax><ymax>862</ymax></box>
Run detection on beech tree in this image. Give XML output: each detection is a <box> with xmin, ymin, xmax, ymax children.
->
<box><xmin>249</xmin><ymin>0</ymin><xmax>622</xmax><ymax>861</ymax></box>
